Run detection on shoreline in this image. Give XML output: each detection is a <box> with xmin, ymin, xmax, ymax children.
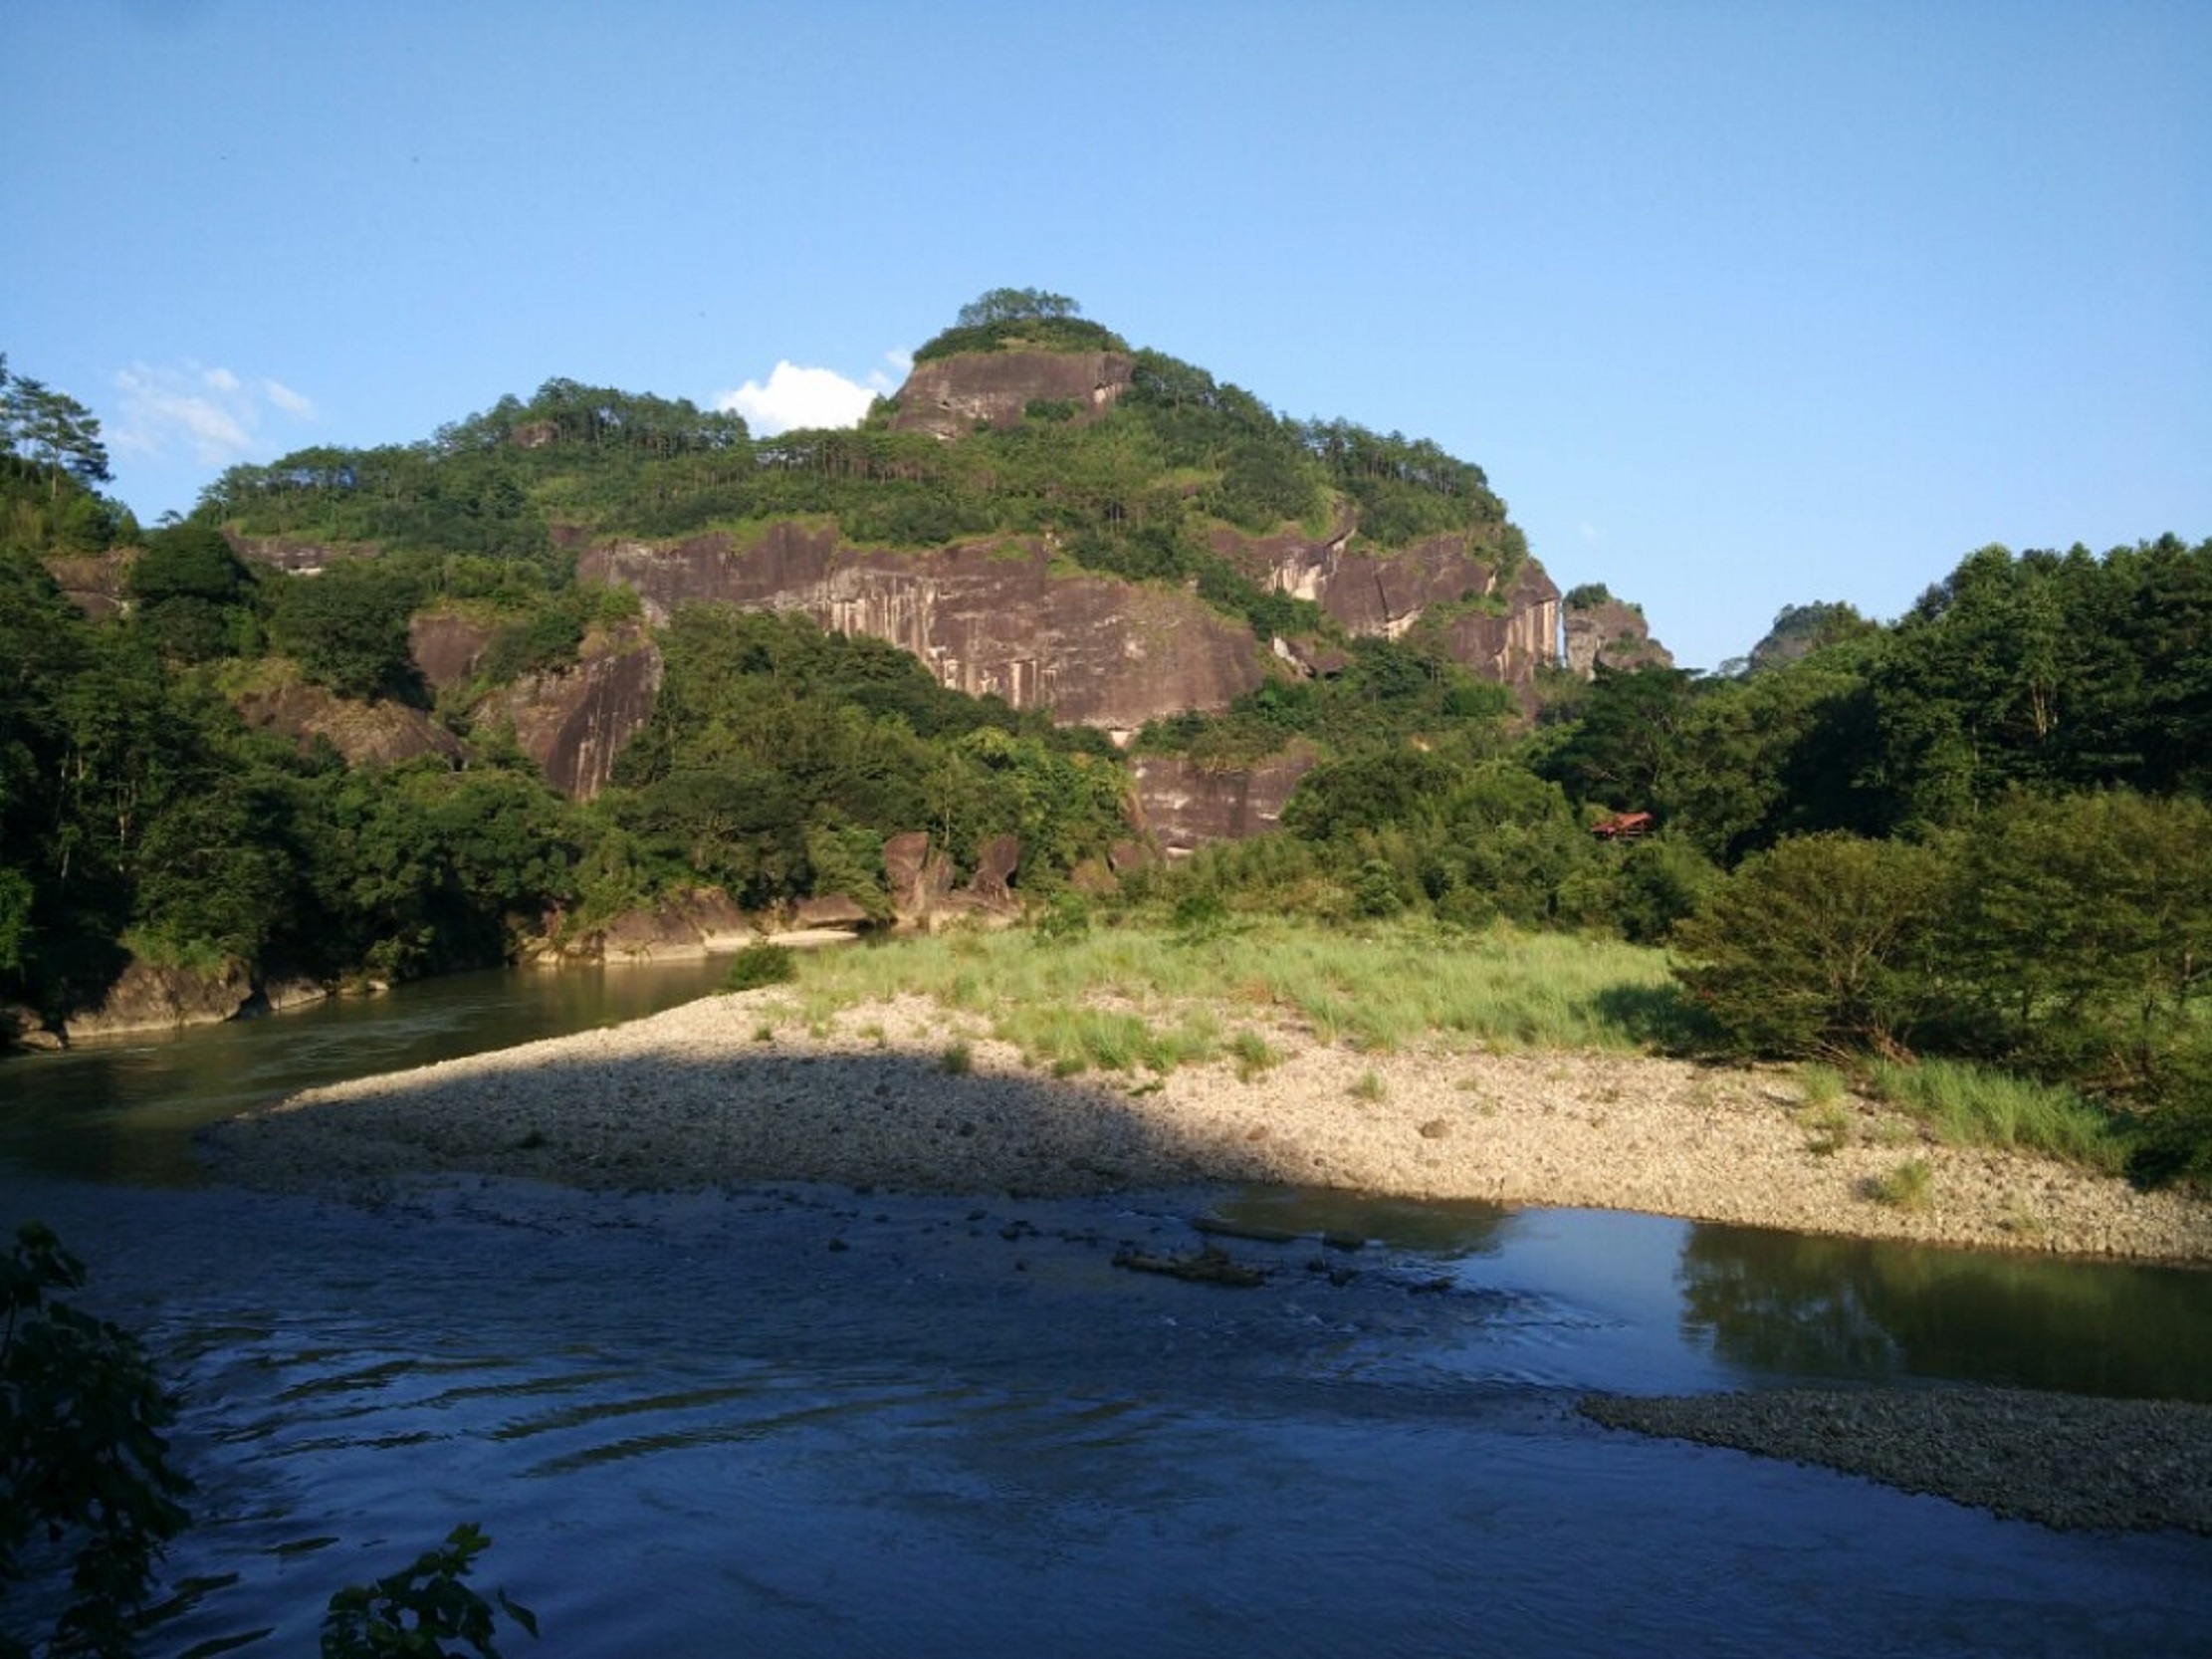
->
<box><xmin>203</xmin><ymin>985</ymin><xmax>2212</xmax><ymax>1267</ymax></box>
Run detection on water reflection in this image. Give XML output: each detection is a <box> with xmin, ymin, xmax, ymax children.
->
<box><xmin>1208</xmin><ymin>1185</ymin><xmax>1511</xmax><ymax>1255</ymax></box>
<box><xmin>1678</xmin><ymin>1222</ymin><xmax>2212</xmax><ymax>1402</ymax></box>
<box><xmin>0</xmin><ymin>958</ymin><xmax>736</xmax><ymax>1184</ymax></box>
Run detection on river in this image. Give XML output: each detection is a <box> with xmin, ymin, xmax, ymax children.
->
<box><xmin>3</xmin><ymin>964</ymin><xmax>2208</xmax><ymax>1656</ymax></box>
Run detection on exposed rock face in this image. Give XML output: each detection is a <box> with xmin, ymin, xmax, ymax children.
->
<box><xmin>584</xmin><ymin>888</ymin><xmax>755</xmax><ymax>962</ymax></box>
<box><xmin>1132</xmin><ymin>750</ymin><xmax>1318</xmax><ymax>856</ymax></box>
<box><xmin>238</xmin><ymin>680</ymin><xmax>464</xmax><ymax>768</ymax></box>
<box><xmin>888</xmin><ymin>350</ymin><xmax>1134</xmax><ymax>440</ymax></box>
<box><xmin>1431</xmin><ymin>563</ymin><xmax>1570</xmax><ymax>699</ymax></box>
<box><xmin>1</xmin><ymin>1000</ymin><xmax>63</xmax><ymax>1052</ymax></box>
<box><xmin>883</xmin><ymin>831</ymin><xmax>957</xmax><ymax>925</ymax></box>
<box><xmin>1221</xmin><ymin>525</ymin><xmax>1562</xmax><ymax>702</ymax></box>
<box><xmin>41</xmin><ymin>551</ymin><xmax>135</xmax><ymax>620</ymax></box>
<box><xmin>966</xmin><ymin>834</ymin><xmax>1020</xmax><ymax>904</ymax></box>
<box><xmin>791</xmin><ymin>894</ymin><xmax>873</xmax><ymax>930</ymax></box>
<box><xmin>410</xmin><ymin>612</ymin><xmax>497</xmax><ymax>692</ymax></box>
<box><xmin>582</xmin><ymin>526</ymin><xmax>1273</xmax><ymax>737</ymax></box>
<box><xmin>63</xmin><ymin>957</ymin><xmax>256</xmax><ymax>1041</ymax></box>
<box><xmin>227</xmin><ymin>534</ymin><xmax>376</xmax><ymax>575</ymax></box>
<box><xmin>483</xmin><ymin>635</ymin><xmax>664</xmax><ymax>801</ymax></box>
<box><xmin>1563</xmin><ymin>596</ymin><xmax>1674</xmax><ymax>677</ymax></box>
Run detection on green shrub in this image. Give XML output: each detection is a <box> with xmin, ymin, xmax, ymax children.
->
<box><xmin>725</xmin><ymin>940</ymin><xmax>797</xmax><ymax>992</ymax></box>
<box><xmin>1034</xmin><ymin>890</ymin><xmax>1093</xmax><ymax>943</ymax></box>
<box><xmin>1671</xmin><ymin>833</ymin><xmax>1947</xmax><ymax>1058</ymax></box>
<box><xmin>322</xmin><ymin>1524</ymin><xmax>539</xmax><ymax>1658</ymax></box>
<box><xmin>2</xmin><ymin>1222</ymin><xmax>193</xmax><ymax>1656</ymax></box>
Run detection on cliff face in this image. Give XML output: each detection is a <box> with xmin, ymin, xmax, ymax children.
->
<box><xmin>1562</xmin><ymin>596</ymin><xmax>1673</xmax><ymax>677</ymax></box>
<box><xmin>482</xmin><ymin>632</ymin><xmax>665</xmax><ymax>801</ymax></box>
<box><xmin>409</xmin><ymin>612</ymin><xmax>495</xmax><ymax>691</ymax></box>
<box><xmin>1218</xmin><ymin>522</ymin><xmax>1561</xmax><ymax>704</ymax></box>
<box><xmin>42</xmin><ymin>551</ymin><xmax>135</xmax><ymax>619</ymax></box>
<box><xmin>581</xmin><ymin>524</ymin><xmax>1273</xmax><ymax>738</ymax></box>
<box><xmin>1131</xmin><ymin>750</ymin><xmax>1318</xmax><ymax>856</ymax></box>
<box><xmin>888</xmin><ymin>350</ymin><xmax>1133</xmax><ymax>439</ymax></box>
<box><xmin>238</xmin><ymin>678</ymin><xmax>463</xmax><ymax>768</ymax></box>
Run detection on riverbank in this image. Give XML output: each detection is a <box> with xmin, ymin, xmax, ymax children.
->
<box><xmin>1580</xmin><ymin>1387</ymin><xmax>2212</xmax><ymax>1535</ymax></box>
<box><xmin>204</xmin><ymin>985</ymin><xmax>2212</xmax><ymax>1265</ymax></box>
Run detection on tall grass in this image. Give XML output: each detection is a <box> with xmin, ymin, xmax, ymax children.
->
<box><xmin>775</xmin><ymin>918</ymin><xmax>1689</xmax><ymax>1062</ymax></box>
<box><xmin>1867</xmin><ymin>1058</ymin><xmax>2124</xmax><ymax>1173</ymax></box>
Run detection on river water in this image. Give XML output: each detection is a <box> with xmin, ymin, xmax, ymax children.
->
<box><xmin>3</xmin><ymin>965</ymin><xmax>2208</xmax><ymax>1656</ymax></box>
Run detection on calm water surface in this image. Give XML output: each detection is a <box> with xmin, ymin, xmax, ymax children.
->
<box><xmin>3</xmin><ymin>966</ymin><xmax>2208</xmax><ymax>1656</ymax></box>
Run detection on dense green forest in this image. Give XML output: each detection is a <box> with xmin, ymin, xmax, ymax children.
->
<box><xmin>2</xmin><ymin>308</ymin><xmax>2207</xmax><ymax>1179</ymax></box>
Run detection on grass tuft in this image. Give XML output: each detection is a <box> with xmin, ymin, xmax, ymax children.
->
<box><xmin>1868</xmin><ymin>1058</ymin><xmax>2123</xmax><ymax>1173</ymax></box>
<box><xmin>1867</xmin><ymin>1156</ymin><xmax>1934</xmax><ymax>1211</ymax></box>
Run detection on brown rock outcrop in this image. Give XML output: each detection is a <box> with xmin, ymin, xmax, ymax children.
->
<box><xmin>1132</xmin><ymin>750</ymin><xmax>1318</xmax><ymax>856</ymax></box>
<box><xmin>966</xmin><ymin>834</ymin><xmax>1021</xmax><ymax>904</ymax></box>
<box><xmin>583</xmin><ymin>526</ymin><xmax>1273</xmax><ymax>737</ymax></box>
<box><xmin>227</xmin><ymin>534</ymin><xmax>377</xmax><ymax>575</ymax></box>
<box><xmin>585</xmin><ymin>887</ymin><xmax>756</xmax><ymax>962</ymax></box>
<box><xmin>792</xmin><ymin>894</ymin><xmax>873</xmax><ymax>931</ymax></box>
<box><xmin>410</xmin><ymin>612</ymin><xmax>497</xmax><ymax>693</ymax></box>
<box><xmin>1563</xmin><ymin>596</ymin><xmax>1674</xmax><ymax>677</ymax></box>
<box><xmin>238</xmin><ymin>679</ymin><xmax>464</xmax><ymax>768</ymax></box>
<box><xmin>883</xmin><ymin>831</ymin><xmax>957</xmax><ymax>925</ymax></box>
<box><xmin>1</xmin><ymin>1001</ymin><xmax>63</xmax><ymax>1052</ymax></box>
<box><xmin>887</xmin><ymin>350</ymin><xmax>1133</xmax><ymax>440</ymax></box>
<box><xmin>42</xmin><ymin>551</ymin><xmax>135</xmax><ymax>619</ymax></box>
<box><xmin>482</xmin><ymin>635</ymin><xmax>664</xmax><ymax>801</ymax></box>
<box><xmin>1219</xmin><ymin>524</ymin><xmax>1561</xmax><ymax>703</ymax></box>
<box><xmin>63</xmin><ymin>957</ymin><xmax>256</xmax><ymax>1041</ymax></box>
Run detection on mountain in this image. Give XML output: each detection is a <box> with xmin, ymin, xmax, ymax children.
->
<box><xmin>199</xmin><ymin>299</ymin><xmax>1659</xmax><ymax>818</ymax></box>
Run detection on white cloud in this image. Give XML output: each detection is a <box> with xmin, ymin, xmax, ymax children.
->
<box><xmin>109</xmin><ymin>359</ymin><xmax>316</xmax><ymax>466</ymax></box>
<box><xmin>262</xmin><ymin>377</ymin><xmax>316</xmax><ymax>418</ymax></box>
<box><xmin>713</xmin><ymin>350</ymin><xmax>910</xmax><ymax>436</ymax></box>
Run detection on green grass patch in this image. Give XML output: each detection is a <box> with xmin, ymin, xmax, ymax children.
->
<box><xmin>1794</xmin><ymin>1100</ymin><xmax>1855</xmax><ymax>1156</ymax></box>
<box><xmin>776</xmin><ymin>919</ymin><xmax>1684</xmax><ymax>1077</ymax></box>
<box><xmin>1868</xmin><ymin>1058</ymin><xmax>2124</xmax><ymax>1173</ymax></box>
<box><xmin>1867</xmin><ymin>1156</ymin><xmax>1934</xmax><ymax>1211</ymax></box>
<box><xmin>1228</xmin><ymin>1029</ymin><xmax>1283</xmax><ymax>1080</ymax></box>
<box><xmin>1797</xmin><ymin>1062</ymin><xmax>1846</xmax><ymax>1106</ymax></box>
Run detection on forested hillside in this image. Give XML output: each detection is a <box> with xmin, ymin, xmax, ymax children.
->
<box><xmin>2</xmin><ymin>302</ymin><xmax>2207</xmax><ymax>1180</ymax></box>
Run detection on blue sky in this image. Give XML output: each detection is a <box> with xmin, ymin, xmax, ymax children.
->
<box><xmin>6</xmin><ymin>1</ymin><xmax>2206</xmax><ymax>670</ymax></box>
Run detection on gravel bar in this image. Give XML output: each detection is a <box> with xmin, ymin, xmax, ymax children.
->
<box><xmin>1579</xmin><ymin>1386</ymin><xmax>2212</xmax><ymax>1535</ymax></box>
<box><xmin>203</xmin><ymin>987</ymin><xmax>2212</xmax><ymax>1264</ymax></box>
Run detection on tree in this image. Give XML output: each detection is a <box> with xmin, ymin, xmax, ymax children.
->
<box><xmin>956</xmin><ymin>288</ymin><xmax>1082</xmax><ymax>328</ymax></box>
<box><xmin>0</xmin><ymin>362</ymin><xmax>112</xmax><ymax>496</ymax></box>
<box><xmin>1671</xmin><ymin>833</ymin><xmax>1950</xmax><ymax>1060</ymax></box>
<box><xmin>1534</xmin><ymin>664</ymin><xmax>1702</xmax><ymax>812</ymax></box>
<box><xmin>268</xmin><ymin>561</ymin><xmax>427</xmax><ymax>702</ymax></box>
<box><xmin>1</xmin><ymin>1222</ymin><xmax>193</xmax><ymax>1658</ymax></box>
<box><xmin>128</xmin><ymin>524</ymin><xmax>260</xmax><ymax>663</ymax></box>
<box><xmin>1946</xmin><ymin>790</ymin><xmax>2212</xmax><ymax>1092</ymax></box>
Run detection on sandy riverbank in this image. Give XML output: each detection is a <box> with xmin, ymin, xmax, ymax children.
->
<box><xmin>204</xmin><ymin>985</ymin><xmax>2212</xmax><ymax>1266</ymax></box>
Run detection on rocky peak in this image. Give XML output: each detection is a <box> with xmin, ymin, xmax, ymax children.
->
<box><xmin>886</xmin><ymin>350</ymin><xmax>1134</xmax><ymax>440</ymax></box>
<box><xmin>1561</xmin><ymin>588</ymin><xmax>1672</xmax><ymax>678</ymax></box>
